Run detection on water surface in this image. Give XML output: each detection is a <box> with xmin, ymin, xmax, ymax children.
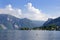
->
<box><xmin>0</xmin><ymin>30</ymin><xmax>60</xmax><ymax>40</ymax></box>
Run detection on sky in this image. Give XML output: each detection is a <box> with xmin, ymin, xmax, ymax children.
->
<box><xmin>0</xmin><ymin>0</ymin><xmax>60</xmax><ymax>21</ymax></box>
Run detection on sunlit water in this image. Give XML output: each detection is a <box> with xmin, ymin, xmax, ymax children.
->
<box><xmin>0</xmin><ymin>30</ymin><xmax>60</xmax><ymax>40</ymax></box>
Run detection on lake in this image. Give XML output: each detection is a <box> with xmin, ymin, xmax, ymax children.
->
<box><xmin>0</xmin><ymin>30</ymin><xmax>60</xmax><ymax>40</ymax></box>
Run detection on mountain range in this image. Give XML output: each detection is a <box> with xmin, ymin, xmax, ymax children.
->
<box><xmin>0</xmin><ymin>14</ymin><xmax>60</xmax><ymax>30</ymax></box>
<box><xmin>0</xmin><ymin>14</ymin><xmax>45</xmax><ymax>29</ymax></box>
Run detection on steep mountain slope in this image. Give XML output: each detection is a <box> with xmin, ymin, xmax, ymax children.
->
<box><xmin>0</xmin><ymin>14</ymin><xmax>20</xmax><ymax>29</ymax></box>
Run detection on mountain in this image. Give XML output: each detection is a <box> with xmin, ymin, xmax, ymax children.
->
<box><xmin>43</xmin><ymin>18</ymin><xmax>53</xmax><ymax>26</ymax></box>
<box><xmin>0</xmin><ymin>14</ymin><xmax>45</xmax><ymax>29</ymax></box>
<box><xmin>43</xmin><ymin>17</ymin><xmax>60</xmax><ymax>26</ymax></box>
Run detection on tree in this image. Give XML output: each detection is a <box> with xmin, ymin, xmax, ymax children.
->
<box><xmin>19</xmin><ymin>27</ymin><xmax>29</xmax><ymax>30</ymax></box>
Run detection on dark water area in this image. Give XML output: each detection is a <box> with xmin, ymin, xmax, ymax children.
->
<box><xmin>0</xmin><ymin>30</ymin><xmax>60</xmax><ymax>40</ymax></box>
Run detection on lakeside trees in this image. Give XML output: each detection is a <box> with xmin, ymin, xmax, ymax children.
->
<box><xmin>19</xmin><ymin>24</ymin><xmax>60</xmax><ymax>31</ymax></box>
<box><xmin>19</xmin><ymin>27</ymin><xmax>30</xmax><ymax>30</ymax></box>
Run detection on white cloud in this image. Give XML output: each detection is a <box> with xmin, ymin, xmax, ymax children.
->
<box><xmin>0</xmin><ymin>3</ymin><xmax>48</xmax><ymax>21</ymax></box>
<box><xmin>0</xmin><ymin>4</ymin><xmax>22</xmax><ymax>18</ymax></box>
<box><xmin>23</xmin><ymin>3</ymin><xmax>48</xmax><ymax>21</ymax></box>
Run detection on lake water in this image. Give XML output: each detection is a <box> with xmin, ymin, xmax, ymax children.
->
<box><xmin>0</xmin><ymin>30</ymin><xmax>60</xmax><ymax>40</ymax></box>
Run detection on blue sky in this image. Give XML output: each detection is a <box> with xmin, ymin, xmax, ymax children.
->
<box><xmin>0</xmin><ymin>0</ymin><xmax>60</xmax><ymax>21</ymax></box>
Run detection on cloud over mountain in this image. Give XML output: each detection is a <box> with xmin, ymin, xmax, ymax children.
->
<box><xmin>0</xmin><ymin>4</ymin><xmax>22</xmax><ymax>18</ymax></box>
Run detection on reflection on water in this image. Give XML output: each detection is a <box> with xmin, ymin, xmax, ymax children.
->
<box><xmin>0</xmin><ymin>30</ymin><xmax>60</xmax><ymax>40</ymax></box>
